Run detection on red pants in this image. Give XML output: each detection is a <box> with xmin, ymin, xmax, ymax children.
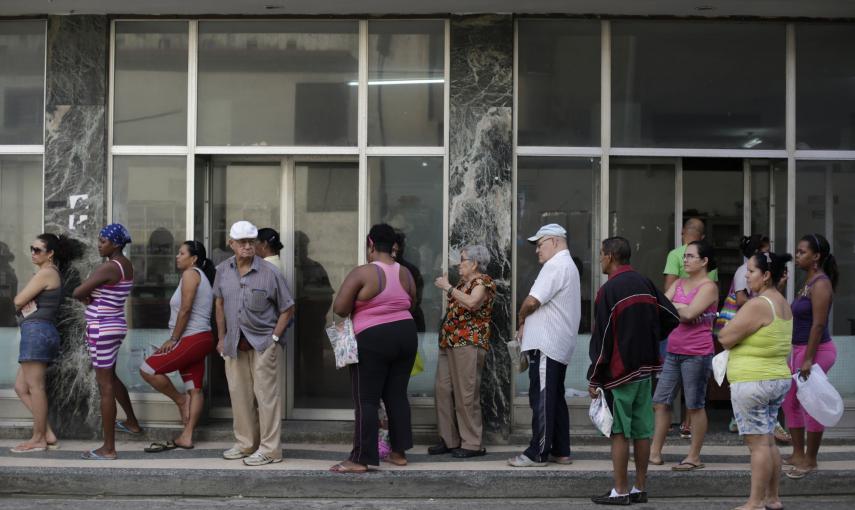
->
<box><xmin>141</xmin><ymin>330</ymin><xmax>214</xmax><ymax>390</ymax></box>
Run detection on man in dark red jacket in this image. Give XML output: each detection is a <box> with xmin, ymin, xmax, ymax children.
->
<box><xmin>588</xmin><ymin>236</ymin><xmax>679</xmax><ymax>506</ymax></box>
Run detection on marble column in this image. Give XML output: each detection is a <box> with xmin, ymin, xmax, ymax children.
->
<box><xmin>448</xmin><ymin>15</ymin><xmax>514</xmax><ymax>442</ymax></box>
<box><xmin>43</xmin><ymin>15</ymin><xmax>110</xmax><ymax>437</ymax></box>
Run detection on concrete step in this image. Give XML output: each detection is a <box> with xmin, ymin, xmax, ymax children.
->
<box><xmin>2</xmin><ymin>440</ymin><xmax>854</xmax><ymax>500</ymax></box>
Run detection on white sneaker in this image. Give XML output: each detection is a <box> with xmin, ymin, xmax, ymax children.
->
<box><xmin>222</xmin><ymin>446</ymin><xmax>251</xmax><ymax>460</ymax></box>
<box><xmin>507</xmin><ymin>453</ymin><xmax>547</xmax><ymax>467</ymax></box>
<box><xmin>243</xmin><ymin>451</ymin><xmax>283</xmax><ymax>466</ymax></box>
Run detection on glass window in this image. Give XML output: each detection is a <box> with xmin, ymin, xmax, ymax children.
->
<box><xmin>796</xmin><ymin>160</ymin><xmax>855</xmax><ymax>398</ymax></box>
<box><xmin>517</xmin><ymin>20</ymin><xmax>600</xmax><ymax>146</ymax></box>
<box><xmin>293</xmin><ymin>161</ymin><xmax>358</xmax><ymax>409</ymax></box>
<box><xmin>514</xmin><ymin>156</ymin><xmax>599</xmax><ymax>397</ymax></box>
<box><xmin>369</xmin><ymin>156</ymin><xmax>443</xmax><ymax>397</ymax></box>
<box><xmin>0</xmin><ymin>21</ymin><xmax>45</xmax><ymax>145</ymax></box>
<box><xmin>111</xmin><ymin>156</ymin><xmax>187</xmax><ymax>392</ymax></box>
<box><xmin>113</xmin><ymin>21</ymin><xmax>188</xmax><ymax>145</ymax></box>
<box><xmin>609</xmin><ymin>158</ymin><xmax>676</xmax><ymax>285</ymax></box>
<box><xmin>368</xmin><ymin>20</ymin><xmax>444</xmax><ymax>147</ymax></box>
<box><xmin>796</xmin><ymin>24</ymin><xmax>855</xmax><ymax>150</ymax></box>
<box><xmin>0</xmin><ymin>155</ymin><xmax>43</xmax><ymax>388</ymax></box>
<box><xmin>749</xmin><ymin>160</ymin><xmax>788</xmax><ymax>253</ymax></box>
<box><xmin>197</xmin><ymin>21</ymin><xmax>358</xmax><ymax>147</ymax></box>
<box><xmin>611</xmin><ymin>20</ymin><xmax>785</xmax><ymax>149</ymax></box>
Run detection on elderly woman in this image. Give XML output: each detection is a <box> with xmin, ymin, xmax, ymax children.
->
<box><xmin>719</xmin><ymin>251</ymin><xmax>793</xmax><ymax>510</ymax></box>
<box><xmin>429</xmin><ymin>244</ymin><xmax>496</xmax><ymax>458</ymax></box>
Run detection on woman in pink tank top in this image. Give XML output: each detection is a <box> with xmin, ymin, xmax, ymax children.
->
<box><xmin>329</xmin><ymin>223</ymin><xmax>417</xmax><ymax>473</ymax></box>
<box><xmin>650</xmin><ymin>240</ymin><xmax>719</xmax><ymax>470</ymax></box>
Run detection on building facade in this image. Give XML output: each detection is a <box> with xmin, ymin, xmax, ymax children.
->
<box><xmin>1</xmin><ymin>1</ymin><xmax>854</xmax><ymax>436</ymax></box>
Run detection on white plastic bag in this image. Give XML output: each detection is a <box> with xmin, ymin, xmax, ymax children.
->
<box><xmin>712</xmin><ymin>350</ymin><xmax>729</xmax><ymax>387</ymax></box>
<box><xmin>794</xmin><ymin>364</ymin><xmax>843</xmax><ymax>427</ymax></box>
<box><xmin>589</xmin><ymin>387</ymin><xmax>613</xmax><ymax>438</ymax></box>
<box><xmin>325</xmin><ymin>318</ymin><xmax>359</xmax><ymax>369</ymax></box>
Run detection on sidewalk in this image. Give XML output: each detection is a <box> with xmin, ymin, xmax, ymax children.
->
<box><xmin>3</xmin><ymin>439</ymin><xmax>854</xmax><ymax>499</ymax></box>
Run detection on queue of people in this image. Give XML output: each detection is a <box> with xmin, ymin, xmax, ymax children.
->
<box><xmin>7</xmin><ymin>216</ymin><xmax>843</xmax><ymax>507</ymax></box>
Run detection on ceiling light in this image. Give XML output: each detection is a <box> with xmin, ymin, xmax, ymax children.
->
<box><xmin>743</xmin><ymin>137</ymin><xmax>763</xmax><ymax>149</ymax></box>
<box><xmin>347</xmin><ymin>78</ymin><xmax>445</xmax><ymax>86</ymax></box>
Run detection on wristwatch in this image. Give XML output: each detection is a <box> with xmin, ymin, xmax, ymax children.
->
<box><xmin>272</xmin><ymin>334</ymin><xmax>280</xmax><ymax>343</ymax></box>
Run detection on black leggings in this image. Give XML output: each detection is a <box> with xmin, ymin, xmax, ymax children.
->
<box><xmin>348</xmin><ymin>319</ymin><xmax>418</xmax><ymax>466</ymax></box>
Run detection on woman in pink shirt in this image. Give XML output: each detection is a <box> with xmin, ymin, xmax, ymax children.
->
<box><xmin>650</xmin><ymin>240</ymin><xmax>718</xmax><ymax>471</ymax></box>
<box><xmin>329</xmin><ymin>223</ymin><xmax>417</xmax><ymax>473</ymax></box>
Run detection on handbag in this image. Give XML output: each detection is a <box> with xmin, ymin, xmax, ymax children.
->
<box><xmin>325</xmin><ymin>317</ymin><xmax>359</xmax><ymax>369</ymax></box>
<box><xmin>506</xmin><ymin>340</ymin><xmax>529</xmax><ymax>373</ymax></box>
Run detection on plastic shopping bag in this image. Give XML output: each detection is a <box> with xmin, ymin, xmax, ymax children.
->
<box><xmin>410</xmin><ymin>350</ymin><xmax>425</xmax><ymax>377</ymax></box>
<box><xmin>712</xmin><ymin>350</ymin><xmax>729</xmax><ymax>387</ymax></box>
<box><xmin>325</xmin><ymin>318</ymin><xmax>359</xmax><ymax>369</ymax></box>
<box><xmin>506</xmin><ymin>340</ymin><xmax>529</xmax><ymax>373</ymax></box>
<box><xmin>794</xmin><ymin>364</ymin><xmax>844</xmax><ymax>427</ymax></box>
<box><xmin>589</xmin><ymin>387</ymin><xmax>613</xmax><ymax>438</ymax></box>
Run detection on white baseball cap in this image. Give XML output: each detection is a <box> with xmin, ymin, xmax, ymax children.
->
<box><xmin>229</xmin><ymin>220</ymin><xmax>258</xmax><ymax>240</ymax></box>
<box><xmin>527</xmin><ymin>223</ymin><xmax>567</xmax><ymax>244</ymax></box>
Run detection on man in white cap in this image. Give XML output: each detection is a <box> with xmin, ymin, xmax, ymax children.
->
<box><xmin>508</xmin><ymin>223</ymin><xmax>581</xmax><ymax>467</ymax></box>
<box><xmin>213</xmin><ymin>220</ymin><xmax>295</xmax><ymax>466</ymax></box>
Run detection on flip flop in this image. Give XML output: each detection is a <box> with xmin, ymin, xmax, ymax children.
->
<box><xmin>81</xmin><ymin>449</ymin><xmax>117</xmax><ymax>460</ymax></box>
<box><xmin>329</xmin><ymin>462</ymin><xmax>368</xmax><ymax>473</ymax></box>
<box><xmin>47</xmin><ymin>442</ymin><xmax>60</xmax><ymax>450</ymax></box>
<box><xmin>115</xmin><ymin>420</ymin><xmax>142</xmax><ymax>434</ymax></box>
<box><xmin>175</xmin><ymin>443</ymin><xmax>195</xmax><ymax>450</ymax></box>
<box><xmin>785</xmin><ymin>467</ymin><xmax>811</xmax><ymax>479</ymax></box>
<box><xmin>672</xmin><ymin>461</ymin><xmax>705</xmax><ymax>471</ymax></box>
<box><xmin>10</xmin><ymin>444</ymin><xmax>47</xmax><ymax>453</ymax></box>
<box><xmin>649</xmin><ymin>457</ymin><xmax>665</xmax><ymax>465</ymax></box>
<box><xmin>144</xmin><ymin>441</ymin><xmax>178</xmax><ymax>453</ymax></box>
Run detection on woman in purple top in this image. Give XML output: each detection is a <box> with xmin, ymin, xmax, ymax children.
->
<box><xmin>783</xmin><ymin>234</ymin><xmax>838</xmax><ymax>479</ymax></box>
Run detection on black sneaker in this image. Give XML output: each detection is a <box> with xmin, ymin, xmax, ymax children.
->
<box><xmin>629</xmin><ymin>491</ymin><xmax>648</xmax><ymax>503</ymax></box>
<box><xmin>591</xmin><ymin>491</ymin><xmax>631</xmax><ymax>506</ymax></box>
<box><xmin>452</xmin><ymin>448</ymin><xmax>486</xmax><ymax>458</ymax></box>
<box><xmin>427</xmin><ymin>441</ymin><xmax>457</xmax><ymax>455</ymax></box>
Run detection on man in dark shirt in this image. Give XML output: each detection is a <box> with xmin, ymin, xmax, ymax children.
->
<box><xmin>588</xmin><ymin>236</ymin><xmax>679</xmax><ymax>506</ymax></box>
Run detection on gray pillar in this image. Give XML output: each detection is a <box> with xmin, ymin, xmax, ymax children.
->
<box><xmin>43</xmin><ymin>15</ymin><xmax>109</xmax><ymax>436</ymax></box>
<box><xmin>448</xmin><ymin>15</ymin><xmax>514</xmax><ymax>441</ymax></box>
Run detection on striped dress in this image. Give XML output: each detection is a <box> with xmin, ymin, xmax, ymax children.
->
<box><xmin>85</xmin><ymin>259</ymin><xmax>133</xmax><ymax>369</ymax></box>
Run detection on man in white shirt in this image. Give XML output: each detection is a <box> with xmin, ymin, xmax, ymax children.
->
<box><xmin>508</xmin><ymin>224</ymin><xmax>581</xmax><ymax>467</ymax></box>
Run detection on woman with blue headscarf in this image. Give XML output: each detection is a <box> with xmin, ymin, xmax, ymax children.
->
<box><xmin>73</xmin><ymin>223</ymin><xmax>141</xmax><ymax>460</ymax></box>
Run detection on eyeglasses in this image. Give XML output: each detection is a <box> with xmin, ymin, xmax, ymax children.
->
<box><xmin>30</xmin><ymin>246</ymin><xmax>44</xmax><ymax>255</ymax></box>
<box><xmin>459</xmin><ymin>257</ymin><xmax>471</xmax><ymax>263</ymax></box>
<box><xmin>536</xmin><ymin>237</ymin><xmax>554</xmax><ymax>249</ymax></box>
<box><xmin>683</xmin><ymin>253</ymin><xmax>700</xmax><ymax>260</ymax></box>
<box><xmin>234</xmin><ymin>239</ymin><xmax>257</xmax><ymax>247</ymax></box>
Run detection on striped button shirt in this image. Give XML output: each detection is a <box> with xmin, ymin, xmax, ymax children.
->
<box><xmin>213</xmin><ymin>255</ymin><xmax>295</xmax><ymax>358</ymax></box>
<box><xmin>521</xmin><ymin>249</ymin><xmax>581</xmax><ymax>365</ymax></box>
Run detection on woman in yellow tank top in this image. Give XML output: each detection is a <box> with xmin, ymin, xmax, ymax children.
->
<box><xmin>718</xmin><ymin>251</ymin><xmax>793</xmax><ymax>510</ymax></box>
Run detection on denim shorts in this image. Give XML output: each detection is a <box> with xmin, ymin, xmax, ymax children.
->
<box><xmin>730</xmin><ymin>379</ymin><xmax>790</xmax><ymax>435</ymax></box>
<box><xmin>652</xmin><ymin>352</ymin><xmax>712</xmax><ymax>410</ymax></box>
<box><xmin>18</xmin><ymin>319</ymin><xmax>61</xmax><ymax>363</ymax></box>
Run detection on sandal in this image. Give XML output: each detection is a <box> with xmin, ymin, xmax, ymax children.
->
<box><xmin>329</xmin><ymin>462</ymin><xmax>368</xmax><ymax>473</ymax></box>
<box><xmin>648</xmin><ymin>457</ymin><xmax>665</xmax><ymax>466</ymax></box>
<box><xmin>773</xmin><ymin>423</ymin><xmax>791</xmax><ymax>443</ymax></box>
<box><xmin>672</xmin><ymin>461</ymin><xmax>705</xmax><ymax>471</ymax></box>
<box><xmin>785</xmin><ymin>467</ymin><xmax>811</xmax><ymax>479</ymax></box>
<box><xmin>81</xmin><ymin>449</ymin><xmax>117</xmax><ymax>460</ymax></box>
<box><xmin>144</xmin><ymin>441</ymin><xmax>178</xmax><ymax>453</ymax></box>
<box><xmin>10</xmin><ymin>444</ymin><xmax>47</xmax><ymax>453</ymax></box>
<box><xmin>115</xmin><ymin>420</ymin><xmax>142</xmax><ymax>435</ymax></box>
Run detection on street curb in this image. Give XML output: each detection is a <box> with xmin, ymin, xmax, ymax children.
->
<box><xmin>3</xmin><ymin>466</ymin><xmax>854</xmax><ymax>499</ymax></box>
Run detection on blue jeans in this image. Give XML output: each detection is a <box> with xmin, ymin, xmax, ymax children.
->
<box><xmin>18</xmin><ymin>319</ymin><xmax>61</xmax><ymax>363</ymax></box>
<box><xmin>652</xmin><ymin>352</ymin><xmax>712</xmax><ymax>410</ymax></box>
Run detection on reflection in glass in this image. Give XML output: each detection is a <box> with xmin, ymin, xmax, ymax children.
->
<box><xmin>612</xmin><ymin>21</ymin><xmax>785</xmax><ymax>149</ymax></box>
<box><xmin>517</xmin><ymin>20</ymin><xmax>600</xmax><ymax>146</ymax></box>
<box><xmin>0</xmin><ymin>156</ymin><xmax>42</xmax><ymax>387</ymax></box>
<box><xmin>369</xmin><ymin>157</ymin><xmax>443</xmax><ymax>397</ymax></box>
<box><xmin>796</xmin><ymin>161</ymin><xmax>855</xmax><ymax>336</ymax></box>
<box><xmin>197</xmin><ymin>21</ymin><xmax>358</xmax><ymax>146</ymax></box>
<box><xmin>112</xmin><ymin>156</ymin><xmax>186</xmax><ymax>391</ymax></box>
<box><xmin>0</xmin><ymin>21</ymin><xmax>45</xmax><ymax>145</ymax></box>
<box><xmin>682</xmin><ymin>158</ymin><xmax>743</xmax><ymax>303</ymax></box>
<box><xmin>113</xmin><ymin>21</ymin><xmax>188</xmax><ymax>145</ymax></box>
<box><xmin>796</xmin><ymin>25</ymin><xmax>855</xmax><ymax>150</ymax></box>
<box><xmin>609</xmin><ymin>158</ymin><xmax>676</xmax><ymax>285</ymax></box>
<box><xmin>750</xmin><ymin>160</ymin><xmax>787</xmax><ymax>253</ymax></box>
<box><xmin>367</xmin><ymin>20</ymin><xmax>444</xmax><ymax>146</ymax></box>
<box><xmin>293</xmin><ymin>162</ymin><xmax>358</xmax><ymax>409</ymax></box>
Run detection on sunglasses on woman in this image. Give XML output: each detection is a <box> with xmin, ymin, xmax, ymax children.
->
<box><xmin>30</xmin><ymin>246</ymin><xmax>45</xmax><ymax>254</ymax></box>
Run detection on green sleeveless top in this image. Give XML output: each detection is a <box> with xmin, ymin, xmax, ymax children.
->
<box><xmin>727</xmin><ymin>296</ymin><xmax>792</xmax><ymax>383</ymax></box>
